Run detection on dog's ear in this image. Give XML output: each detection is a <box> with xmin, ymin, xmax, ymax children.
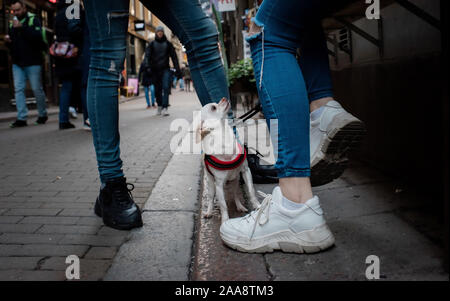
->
<box><xmin>195</xmin><ymin>121</ymin><xmax>211</xmax><ymax>144</ymax></box>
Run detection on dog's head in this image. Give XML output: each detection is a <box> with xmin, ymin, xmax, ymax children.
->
<box><xmin>195</xmin><ymin>98</ymin><xmax>230</xmax><ymax>144</ymax></box>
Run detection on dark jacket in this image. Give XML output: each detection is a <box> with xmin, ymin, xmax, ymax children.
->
<box><xmin>144</xmin><ymin>34</ymin><xmax>180</xmax><ymax>74</ymax></box>
<box><xmin>53</xmin><ymin>4</ymin><xmax>83</xmax><ymax>79</ymax></box>
<box><xmin>7</xmin><ymin>12</ymin><xmax>46</xmax><ymax>67</ymax></box>
<box><xmin>138</xmin><ymin>61</ymin><xmax>152</xmax><ymax>86</ymax></box>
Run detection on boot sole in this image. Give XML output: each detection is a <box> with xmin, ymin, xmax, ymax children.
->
<box><xmin>220</xmin><ymin>223</ymin><xmax>335</xmax><ymax>254</ymax></box>
<box><xmin>311</xmin><ymin>115</ymin><xmax>366</xmax><ymax>187</ymax></box>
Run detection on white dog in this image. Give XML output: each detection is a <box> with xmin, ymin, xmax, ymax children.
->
<box><xmin>196</xmin><ymin>98</ymin><xmax>260</xmax><ymax>224</ymax></box>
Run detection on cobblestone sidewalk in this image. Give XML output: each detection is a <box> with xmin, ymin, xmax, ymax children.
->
<box><xmin>0</xmin><ymin>91</ymin><xmax>201</xmax><ymax>280</ymax></box>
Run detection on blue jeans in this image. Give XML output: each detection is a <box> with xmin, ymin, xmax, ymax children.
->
<box><xmin>153</xmin><ymin>68</ymin><xmax>171</xmax><ymax>108</ymax></box>
<box><xmin>248</xmin><ymin>0</ymin><xmax>334</xmax><ymax>178</ymax></box>
<box><xmin>144</xmin><ymin>84</ymin><xmax>155</xmax><ymax>107</ymax></box>
<box><xmin>59</xmin><ymin>79</ymin><xmax>73</xmax><ymax>124</ymax></box>
<box><xmin>84</xmin><ymin>0</ymin><xmax>229</xmax><ymax>182</ymax></box>
<box><xmin>12</xmin><ymin>64</ymin><xmax>47</xmax><ymax>121</ymax></box>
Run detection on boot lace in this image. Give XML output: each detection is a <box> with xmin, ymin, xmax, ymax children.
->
<box><xmin>112</xmin><ymin>182</ymin><xmax>135</xmax><ymax>208</ymax></box>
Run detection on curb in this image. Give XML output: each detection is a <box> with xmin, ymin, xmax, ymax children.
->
<box><xmin>104</xmin><ymin>129</ymin><xmax>202</xmax><ymax>281</ymax></box>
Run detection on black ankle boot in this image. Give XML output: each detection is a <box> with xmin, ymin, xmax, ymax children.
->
<box><xmin>94</xmin><ymin>177</ymin><xmax>143</xmax><ymax>230</ymax></box>
<box><xmin>245</xmin><ymin>145</ymin><xmax>279</xmax><ymax>184</ymax></box>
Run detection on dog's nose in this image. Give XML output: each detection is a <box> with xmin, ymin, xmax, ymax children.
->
<box><xmin>219</xmin><ymin>98</ymin><xmax>228</xmax><ymax>106</ymax></box>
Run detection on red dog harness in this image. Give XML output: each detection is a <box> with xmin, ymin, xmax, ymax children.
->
<box><xmin>204</xmin><ymin>142</ymin><xmax>247</xmax><ymax>176</ymax></box>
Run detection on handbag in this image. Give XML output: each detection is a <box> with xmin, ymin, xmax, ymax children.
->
<box><xmin>49</xmin><ymin>41</ymin><xmax>78</xmax><ymax>58</ymax></box>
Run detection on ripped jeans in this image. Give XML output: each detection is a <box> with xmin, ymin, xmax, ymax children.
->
<box><xmin>247</xmin><ymin>0</ymin><xmax>334</xmax><ymax>178</ymax></box>
<box><xmin>84</xmin><ymin>0</ymin><xmax>229</xmax><ymax>182</ymax></box>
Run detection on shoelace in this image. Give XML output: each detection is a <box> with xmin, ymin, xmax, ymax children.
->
<box><xmin>244</xmin><ymin>190</ymin><xmax>272</xmax><ymax>240</ymax></box>
<box><xmin>112</xmin><ymin>182</ymin><xmax>135</xmax><ymax>208</ymax></box>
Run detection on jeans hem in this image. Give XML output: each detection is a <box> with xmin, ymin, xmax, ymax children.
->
<box><xmin>309</xmin><ymin>90</ymin><xmax>334</xmax><ymax>102</ymax></box>
<box><xmin>278</xmin><ymin>169</ymin><xmax>311</xmax><ymax>178</ymax></box>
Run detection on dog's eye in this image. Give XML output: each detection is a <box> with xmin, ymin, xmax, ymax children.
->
<box><xmin>211</xmin><ymin>106</ymin><xmax>216</xmax><ymax>111</ymax></box>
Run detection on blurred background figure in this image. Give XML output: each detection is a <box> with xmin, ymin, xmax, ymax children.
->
<box><xmin>138</xmin><ymin>60</ymin><xmax>156</xmax><ymax>109</ymax></box>
<box><xmin>5</xmin><ymin>0</ymin><xmax>48</xmax><ymax>128</ymax></box>
<box><xmin>182</xmin><ymin>63</ymin><xmax>191</xmax><ymax>92</ymax></box>
<box><xmin>52</xmin><ymin>0</ymin><xmax>84</xmax><ymax>130</ymax></box>
<box><xmin>145</xmin><ymin>26</ymin><xmax>181</xmax><ymax>116</ymax></box>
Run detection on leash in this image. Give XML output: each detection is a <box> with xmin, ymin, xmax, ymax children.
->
<box><xmin>229</xmin><ymin>102</ymin><xmax>262</xmax><ymax>128</ymax></box>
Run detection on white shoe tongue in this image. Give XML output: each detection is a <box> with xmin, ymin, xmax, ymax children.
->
<box><xmin>271</xmin><ymin>186</ymin><xmax>282</xmax><ymax>203</ymax></box>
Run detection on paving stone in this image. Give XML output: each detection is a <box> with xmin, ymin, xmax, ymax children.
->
<box><xmin>85</xmin><ymin>247</ymin><xmax>118</xmax><ymax>259</ymax></box>
<box><xmin>0</xmin><ymin>257</ymin><xmax>42</xmax><ymax>270</ymax></box>
<box><xmin>20</xmin><ymin>216</ymin><xmax>80</xmax><ymax>225</ymax></box>
<box><xmin>0</xmin><ymin>270</ymin><xmax>66</xmax><ymax>281</ymax></box>
<box><xmin>37</xmin><ymin>225</ymin><xmax>100</xmax><ymax>235</ymax></box>
<box><xmin>58</xmin><ymin>209</ymin><xmax>97</xmax><ymax>217</ymax></box>
<box><xmin>0</xmin><ymin>216</ymin><xmax>24</xmax><ymax>224</ymax></box>
<box><xmin>0</xmin><ymin>233</ymin><xmax>63</xmax><ymax>244</ymax></box>
<box><xmin>0</xmin><ymin>223</ymin><xmax>41</xmax><ymax>234</ymax></box>
<box><xmin>0</xmin><ymin>244</ymin><xmax>88</xmax><ymax>257</ymax></box>
<box><xmin>3</xmin><ymin>208</ymin><xmax>62</xmax><ymax>216</ymax></box>
<box><xmin>59</xmin><ymin>234</ymin><xmax>126</xmax><ymax>246</ymax></box>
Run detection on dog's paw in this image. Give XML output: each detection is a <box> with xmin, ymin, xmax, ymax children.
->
<box><xmin>235</xmin><ymin>201</ymin><xmax>248</xmax><ymax>213</ymax></box>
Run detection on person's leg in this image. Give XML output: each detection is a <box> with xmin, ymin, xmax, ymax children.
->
<box><xmin>144</xmin><ymin>85</ymin><xmax>150</xmax><ymax>107</ymax></box>
<box><xmin>84</xmin><ymin>0</ymin><xmax>142</xmax><ymax>230</ymax></box>
<box><xmin>26</xmin><ymin>65</ymin><xmax>48</xmax><ymax>118</ymax></box>
<box><xmin>12</xmin><ymin>64</ymin><xmax>28</xmax><ymax>121</ymax></box>
<box><xmin>58</xmin><ymin>79</ymin><xmax>73</xmax><ymax>124</ymax></box>
<box><xmin>84</xmin><ymin>0</ymin><xmax>129</xmax><ymax>182</ymax></box>
<box><xmin>161</xmin><ymin>69</ymin><xmax>171</xmax><ymax>109</ymax></box>
<box><xmin>297</xmin><ymin>22</ymin><xmax>334</xmax><ymax>110</ymax></box>
<box><xmin>219</xmin><ymin>0</ymin><xmax>335</xmax><ymax>254</ymax></box>
<box><xmin>295</xmin><ymin>8</ymin><xmax>365</xmax><ymax>187</ymax></box>
<box><xmin>150</xmin><ymin>84</ymin><xmax>156</xmax><ymax>106</ymax></box>
<box><xmin>179</xmin><ymin>78</ymin><xmax>184</xmax><ymax>90</ymax></box>
<box><xmin>140</xmin><ymin>0</ymin><xmax>229</xmax><ymax>105</ymax></box>
<box><xmin>80</xmin><ymin>83</ymin><xmax>89</xmax><ymax>122</ymax></box>
<box><xmin>153</xmin><ymin>71</ymin><xmax>163</xmax><ymax>108</ymax></box>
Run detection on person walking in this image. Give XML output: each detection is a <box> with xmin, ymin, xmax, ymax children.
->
<box><xmin>53</xmin><ymin>0</ymin><xmax>83</xmax><ymax>130</ymax></box>
<box><xmin>5</xmin><ymin>0</ymin><xmax>48</xmax><ymax>128</ymax></box>
<box><xmin>220</xmin><ymin>0</ymin><xmax>365</xmax><ymax>254</ymax></box>
<box><xmin>182</xmin><ymin>64</ymin><xmax>192</xmax><ymax>92</ymax></box>
<box><xmin>145</xmin><ymin>26</ymin><xmax>181</xmax><ymax>116</ymax></box>
<box><xmin>138</xmin><ymin>60</ymin><xmax>156</xmax><ymax>109</ymax></box>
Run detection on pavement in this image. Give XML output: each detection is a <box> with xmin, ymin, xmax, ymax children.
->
<box><xmin>0</xmin><ymin>90</ymin><xmax>201</xmax><ymax>280</ymax></box>
<box><xmin>0</xmin><ymin>90</ymin><xmax>448</xmax><ymax>281</ymax></box>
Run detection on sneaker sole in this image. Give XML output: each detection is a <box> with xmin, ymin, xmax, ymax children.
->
<box><xmin>311</xmin><ymin>113</ymin><xmax>366</xmax><ymax>187</ymax></box>
<box><xmin>220</xmin><ymin>223</ymin><xmax>335</xmax><ymax>254</ymax></box>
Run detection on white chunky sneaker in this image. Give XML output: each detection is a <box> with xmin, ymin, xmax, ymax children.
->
<box><xmin>156</xmin><ymin>106</ymin><xmax>162</xmax><ymax>115</ymax></box>
<box><xmin>310</xmin><ymin>100</ymin><xmax>365</xmax><ymax>187</ymax></box>
<box><xmin>220</xmin><ymin>187</ymin><xmax>335</xmax><ymax>253</ymax></box>
<box><xmin>162</xmin><ymin>108</ymin><xmax>169</xmax><ymax>116</ymax></box>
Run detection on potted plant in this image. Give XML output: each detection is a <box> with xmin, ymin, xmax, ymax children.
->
<box><xmin>228</xmin><ymin>58</ymin><xmax>257</xmax><ymax>94</ymax></box>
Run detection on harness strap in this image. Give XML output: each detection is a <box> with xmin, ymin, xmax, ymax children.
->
<box><xmin>204</xmin><ymin>143</ymin><xmax>247</xmax><ymax>175</ymax></box>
